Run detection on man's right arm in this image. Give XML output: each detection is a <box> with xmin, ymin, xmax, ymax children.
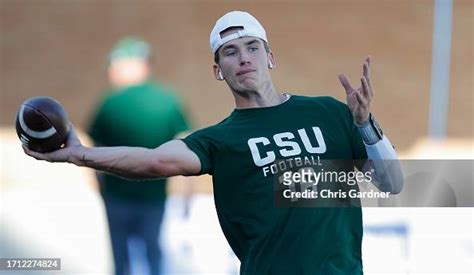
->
<box><xmin>22</xmin><ymin>126</ymin><xmax>201</xmax><ymax>179</ymax></box>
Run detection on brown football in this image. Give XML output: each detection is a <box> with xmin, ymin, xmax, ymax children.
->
<box><xmin>16</xmin><ymin>97</ymin><xmax>70</xmax><ymax>153</ymax></box>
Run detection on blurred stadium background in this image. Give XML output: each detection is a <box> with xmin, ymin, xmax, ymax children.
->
<box><xmin>1</xmin><ymin>0</ymin><xmax>472</xmax><ymax>274</ymax></box>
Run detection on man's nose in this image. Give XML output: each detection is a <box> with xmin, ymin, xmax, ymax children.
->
<box><xmin>239</xmin><ymin>50</ymin><xmax>251</xmax><ymax>65</ymax></box>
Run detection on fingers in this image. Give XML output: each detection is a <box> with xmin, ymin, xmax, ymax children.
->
<box><xmin>22</xmin><ymin>144</ymin><xmax>30</xmax><ymax>155</ymax></box>
<box><xmin>362</xmin><ymin>56</ymin><xmax>372</xmax><ymax>93</ymax></box>
<box><xmin>22</xmin><ymin>144</ymin><xmax>33</xmax><ymax>156</ymax></box>
<box><xmin>341</xmin><ymin>56</ymin><xmax>373</xmax><ymax>104</ymax></box>
<box><xmin>354</xmin><ymin>89</ymin><xmax>370</xmax><ymax>123</ymax></box>
<box><xmin>338</xmin><ymin>73</ymin><xmax>354</xmax><ymax>95</ymax></box>
<box><xmin>355</xmin><ymin>89</ymin><xmax>365</xmax><ymax>106</ymax></box>
<box><xmin>365</xmin><ymin>55</ymin><xmax>371</xmax><ymax>66</ymax></box>
<box><xmin>66</xmin><ymin>124</ymin><xmax>82</xmax><ymax>147</ymax></box>
<box><xmin>22</xmin><ymin>144</ymin><xmax>48</xmax><ymax>161</ymax></box>
<box><xmin>361</xmin><ymin>76</ymin><xmax>371</xmax><ymax>100</ymax></box>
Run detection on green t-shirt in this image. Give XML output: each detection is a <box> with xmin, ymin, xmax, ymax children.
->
<box><xmin>183</xmin><ymin>95</ymin><xmax>367</xmax><ymax>275</ymax></box>
<box><xmin>88</xmin><ymin>80</ymin><xmax>190</xmax><ymax>202</ymax></box>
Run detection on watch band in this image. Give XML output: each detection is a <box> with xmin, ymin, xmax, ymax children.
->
<box><xmin>356</xmin><ymin>113</ymin><xmax>383</xmax><ymax>145</ymax></box>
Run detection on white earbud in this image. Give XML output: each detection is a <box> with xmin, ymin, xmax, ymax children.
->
<box><xmin>268</xmin><ymin>61</ymin><xmax>274</xmax><ymax>69</ymax></box>
<box><xmin>218</xmin><ymin>71</ymin><xmax>224</xmax><ymax>80</ymax></box>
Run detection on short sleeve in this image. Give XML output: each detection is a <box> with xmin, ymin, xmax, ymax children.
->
<box><xmin>181</xmin><ymin>129</ymin><xmax>216</xmax><ymax>175</ymax></box>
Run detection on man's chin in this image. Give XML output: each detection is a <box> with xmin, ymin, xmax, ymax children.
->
<box><xmin>238</xmin><ymin>88</ymin><xmax>259</xmax><ymax>95</ymax></box>
<box><xmin>238</xmin><ymin>80</ymin><xmax>258</xmax><ymax>91</ymax></box>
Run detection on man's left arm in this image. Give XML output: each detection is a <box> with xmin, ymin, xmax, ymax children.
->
<box><xmin>339</xmin><ymin>56</ymin><xmax>404</xmax><ymax>194</ymax></box>
<box><xmin>356</xmin><ymin>114</ymin><xmax>404</xmax><ymax>194</ymax></box>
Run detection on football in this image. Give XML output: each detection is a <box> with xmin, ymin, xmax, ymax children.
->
<box><xmin>16</xmin><ymin>96</ymin><xmax>70</xmax><ymax>153</ymax></box>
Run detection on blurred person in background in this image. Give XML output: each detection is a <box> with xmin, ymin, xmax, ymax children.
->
<box><xmin>88</xmin><ymin>37</ymin><xmax>191</xmax><ymax>275</ymax></box>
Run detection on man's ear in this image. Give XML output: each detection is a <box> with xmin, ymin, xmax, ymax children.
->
<box><xmin>213</xmin><ymin>65</ymin><xmax>224</xmax><ymax>81</ymax></box>
<box><xmin>267</xmin><ymin>51</ymin><xmax>276</xmax><ymax>69</ymax></box>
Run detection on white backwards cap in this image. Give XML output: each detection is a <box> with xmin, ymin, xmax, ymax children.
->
<box><xmin>210</xmin><ymin>11</ymin><xmax>268</xmax><ymax>54</ymax></box>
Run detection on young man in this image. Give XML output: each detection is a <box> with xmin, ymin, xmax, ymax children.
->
<box><xmin>23</xmin><ymin>11</ymin><xmax>403</xmax><ymax>275</ymax></box>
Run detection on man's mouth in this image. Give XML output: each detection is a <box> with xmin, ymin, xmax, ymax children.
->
<box><xmin>236</xmin><ymin>69</ymin><xmax>256</xmax><ymax>76</ymax></box>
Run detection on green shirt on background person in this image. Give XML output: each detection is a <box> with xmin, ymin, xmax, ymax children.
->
<box><xmin>88</xmin><ymin>80</ymin><xmax>190</xmax><ymax>202</ymax></box>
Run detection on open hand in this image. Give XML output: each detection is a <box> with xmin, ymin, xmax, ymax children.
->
<box><xmin>338</xmin><ymin>56</ymin><xmax>373</xmax><ymax>125</ymax></box>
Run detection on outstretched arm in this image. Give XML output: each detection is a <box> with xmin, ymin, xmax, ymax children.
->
<box><xmin>338</xmin><ymin>56</ymin><xmax>404</xmax><ymax>194</ymax></box>
<box><xmin>23</xmin><ymin>125</ymin><xmax>201</xmax><ymax>179</ymax></box>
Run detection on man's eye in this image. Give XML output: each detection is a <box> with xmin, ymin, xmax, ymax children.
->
<box><xmin>249</xmin><ymin>46</ymin><xmax>259</xmax><ymax>52</ymax></box>
<box><xmin>225</xmin><ymin>51</ymin><xmax>237</xmax><ymax>56</ymax></box>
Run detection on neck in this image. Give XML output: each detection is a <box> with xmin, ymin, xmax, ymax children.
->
<box><xmin>232</xmin><ymin>82</ymin><xmax>284</xmax><ymax>109</ymax></box>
